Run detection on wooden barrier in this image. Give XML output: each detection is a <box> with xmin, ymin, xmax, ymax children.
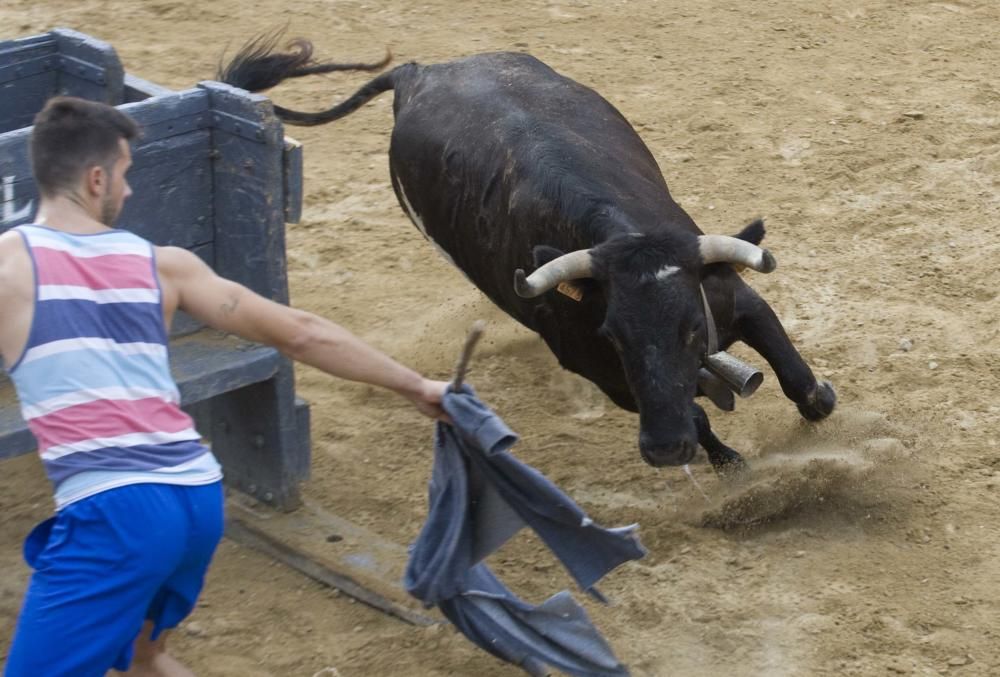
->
<box><xmin>0</xmin><ymin>28</ymin><xmax>310</xmax><ymax>510</ymax></box>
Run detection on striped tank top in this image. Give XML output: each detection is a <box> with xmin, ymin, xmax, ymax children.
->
<box><xmin>6</xmin><ymin>224</ymin><xmax>221</xmax><ymax>509</ymax></box>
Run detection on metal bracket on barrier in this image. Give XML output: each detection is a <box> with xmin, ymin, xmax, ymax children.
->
<box><xmin>211</xmin><ymin>110</ymin><xmax>267</xmax><ymax>144</ymax></box>
<box><xmin>0</xmin><ymin>55</ymin><xmax>54</xmax><ymax>85</ymax></box>
<box><xmin>0</xmin><ymin>53</ymin><xmax>111</xmax><ymax>87</ymax></box>
<box><xmin>55</xmin><ymin>54</ymin><xmax>110</xmax><ymax>86</ymax></box>
<box><xmin>135</xmin><ymin>108</ymin><xmax>268</xmax><ymax>146</ymax></box>
<box><xmin>139</xmin><ymin>110</ymin><xmax>267</xmax><ymax>146</ymax></box>
<box><xmin>139</xmin><ymin>113</ymin><xmax>212</xmax><ymax>145</ymax></box>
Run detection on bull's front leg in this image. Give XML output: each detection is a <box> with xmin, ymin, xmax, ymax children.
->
<box><xmin>733</xmin><ymin>285</ymin><xmax>836</xmax><ymax>421</ymax></box>
<box><xmin>693</xmin><ymin>403</ymin><xmax>747</xmax><ymax>476</ymax></box>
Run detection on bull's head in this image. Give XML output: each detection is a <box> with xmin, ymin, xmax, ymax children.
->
<box><xmin>514</xmin><ymin>227</ymin><xmax>774</xmax><ymax>467</ymax></box>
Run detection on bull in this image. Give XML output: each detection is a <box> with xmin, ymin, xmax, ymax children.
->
<box><xmin>220</xmin><ymin>36</ymin><xmax>836</xmax><ymax>473</ymax></box>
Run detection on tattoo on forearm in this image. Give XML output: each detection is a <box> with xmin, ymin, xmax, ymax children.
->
<box><xmin>220</xmin><ymin>295</ymin><xmax>239</xmax><ymax>317</ymax></box>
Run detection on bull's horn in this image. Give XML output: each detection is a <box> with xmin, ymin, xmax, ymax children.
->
<box><xmin>699</xmin><ymin>235</ymin><xmax>776</xmax><ymax>273</ymax></box>
<box><xmin>514</xmin><ymin>249</ymin><xmax>594</xmax><ymax>298</ymax></box>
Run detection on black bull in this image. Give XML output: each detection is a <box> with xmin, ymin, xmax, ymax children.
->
<box><xmin>221</xmin><ymin>39</ymin><xmax>837</xmax><ymax>472</ymax></box>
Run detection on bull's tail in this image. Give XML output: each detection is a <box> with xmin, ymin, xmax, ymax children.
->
<box><xmin>218</xmin><ymin>30</ymin><xmax>401</xmax><ymax>127</ymax></box>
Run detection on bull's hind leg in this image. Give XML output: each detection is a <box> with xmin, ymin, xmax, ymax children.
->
<box><xmin>734</xmin><ymin>286</ymin><xmax>836</xmax><ymax>421</ymax></box>
<box><xmin>693</xmin><ymin>403</ymin><xmax>747</xmax><ymax>476</ymax></box>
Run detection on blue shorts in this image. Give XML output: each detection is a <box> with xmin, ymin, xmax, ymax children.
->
<box><xmin>4</xmin><ymin>481</ymin><xmax>224</xmax><ymax>677</ymax></box>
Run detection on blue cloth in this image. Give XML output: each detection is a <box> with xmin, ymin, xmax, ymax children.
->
<box><xmin>405</xmin><ymin>386</ymin><xmax>646</xmax><ymax>676</ymax></box>
<box><xmin>4</xmin><ymin>481</ymin><xmax>224</xmax><ymax>677</ymax></box>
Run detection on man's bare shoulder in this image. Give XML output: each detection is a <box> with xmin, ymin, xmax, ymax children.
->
<box><xmin>0</xmin><ymin>230</ymin><xmax>29</xmax><ymax>282</ymax></box>
<box><xmin>154</xmin><ymin>245</ymin><xmax>219</xmax><ymax>302</ymax></box>
<box><xmin>0</xmin><ymin>229</ymin><xmax>24</xmax><ymax>255</ymax></box>
<box><xmin>154</xmin><ymin>244</ymin><xmax>196</xmax><ymax>264</ymax></box>
<box><xmin>0</xmin><ymin>230</ymin><xmax>32</xmax><ymax>331</ymax></box>
<box><xmin>154</xmin><ymin>244</ymin><xmax>204</xmax><ymax>278</ymax></box>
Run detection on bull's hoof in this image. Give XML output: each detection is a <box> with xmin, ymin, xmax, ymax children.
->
<box><xmin>797</xmin><ymin>380</ymin><xmax>837</xmax><ymax>421</ymax></box>
<box><xmin>715</xmin><ymin>457</ymin><xmax>750</xmax><ymax>482</ymax></box>
<box><xmin>707</xmin><ymin>448</ymin><xmax>749</xmax><ymax>480</ymax></box>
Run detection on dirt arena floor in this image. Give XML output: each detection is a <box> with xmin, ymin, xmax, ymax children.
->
<box><xmin>2</xmin><ymin>1</ymin><xmax>999</xmax><ymax>675</ymax></box>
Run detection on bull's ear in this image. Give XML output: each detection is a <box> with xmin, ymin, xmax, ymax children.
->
<box><xmin>734</xmin><ymin>218</ymin><xmax>766</xmax><ymax>245</ymax></box>
<box><xmin>532</xmin><ymin>245</ymin><xmax>566</xmax><ymax>269</ymax></box>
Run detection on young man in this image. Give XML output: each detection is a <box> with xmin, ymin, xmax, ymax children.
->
<box><xmin>0</xmin><ymin>97</ymin><xmax>450</xmax><ymax>677</ymax></box>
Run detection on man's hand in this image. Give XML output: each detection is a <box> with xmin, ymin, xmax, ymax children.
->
<box><xmin>406</xmin><ymin>379</ymin><xmax>452</xmax><ymax>422</ymax></box>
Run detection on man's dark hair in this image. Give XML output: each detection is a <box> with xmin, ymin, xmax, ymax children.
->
<box><xmin>30</xmin><ymin>96</ymin><xmax>140</xmax><ymax>198</ymax></box>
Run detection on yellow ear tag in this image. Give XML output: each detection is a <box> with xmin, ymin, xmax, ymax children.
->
<box><xmin>557</xmin><ymin>281</ymin><xmax>584</xmax><ymax>302</ymax></box>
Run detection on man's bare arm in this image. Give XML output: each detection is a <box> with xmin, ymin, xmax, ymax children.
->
<box><xmin>0</xmin><ymin>231</ymin><xmax>36</xmax><ymax>366</ymax></box>
<box><xmin>156</xmin><ymin>246</ymin><xmax>449</xmax><ymax>419</ymax></box>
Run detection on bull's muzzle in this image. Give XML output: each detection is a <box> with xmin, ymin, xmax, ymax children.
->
<box><xmin>639</xmin><ymin>435</ymin><xmax>698</xmax><ymax>467</ymax></box>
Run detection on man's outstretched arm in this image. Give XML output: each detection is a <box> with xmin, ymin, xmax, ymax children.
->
<box><xmin>156</xmin><ymin>246</ymin><xmax>449</xmax><ymax>420</ymax></box>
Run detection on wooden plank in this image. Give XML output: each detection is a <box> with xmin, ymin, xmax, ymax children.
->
<box><xmin>206</xmin><ymin>361</ymin><xmax>305</xmax><ymax>508</ymax></box>
<box><xmin>1</xmin><ymin>175</ymin><xmax>36</xmax><ymax>232</ymax></box>
<box><xmin>225</xmin><ymin>495</ymin><xmax>439</xmax><ymax>627</ymax></box>
<box><xmin>0</xmin><ymin>375</ymin><xmax>33</xmax><ymax>460</ymax></box>
<box><xmin>294</xmin><ymin>397</ymin><xmax>312</xmax><ymax>479</ymax></box>
<box><xmin>201</xmin><ymin>81</ymin><xmax>289</xmax><ymax>303</ymax></box>
<box><xmin>51</xmin><ymin>28</ymin><xmax>123</xmax><ymax>105</ymax></box>
<box><xmin>0</xmin><ymin>34</ymin><xmax>55</xmax><ymax>61</ymax></box>
<box><xmin>118</xmin><ymin>129</ymin><xmax>214</xmax><ymax>247</ymax></box>
<box><xmin>0</xmin><ymin>35</ymin><xmax>57</xmax><ymax>134</ymax></box>
<box><xmin>0</xmin><ymin>54</ymin><xmax>56</xmax><ymax>85</ymax></box>
<box><xmin>1</xmin><ymin>90</ymin><xmax>215</xmax><ymax>235</ymax></box>
<box><xmin>0</xmin><ymin>28</ymin><xmax>123</xmax><ymax>132</ymax></box>
<box><xmin>1</xmin><ymin>98</ymin><xmax>215</xmax><ymax>241</ymax></box>
<box><xmin>192</xmin><ymin>82</ymin><xmax>311</xmax><ymax>511</ymax></box>
<box><xmin>0</xmin><ymin>70</ymin><xmax>56</xmax><ymax>135</ymax></box>
<box><xmin>119</xmin><ymin>87</ymin><xmax>209</xmax><ymax>129</ymax></box>
<box><xmin>168</xmin><ymin>330</ymin><xmax>281</xmax><ymax>404</ymax></box>
<box><xmin>283</xmin><ymin>136</ymin><xmax>303</xmax><ymax>224</ymax></box>
<box><xmin>0</xmin><ymin>127</ymin><xmax>34</xmax><ymax>232</ymax></box>
<box><xmin>123</xmin><ymin>73</ymin><xmax>174</xmax><ymax>103</ymax></box>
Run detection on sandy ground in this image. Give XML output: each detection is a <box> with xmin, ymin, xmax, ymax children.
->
<box><xmin>2</xmin><ymin>0</ymin><xmax>1000</xmax><ymax>675</ymax></box>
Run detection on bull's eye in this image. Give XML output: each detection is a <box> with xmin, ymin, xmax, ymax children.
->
<box><xmin>685</xmin><ymin>321</ymin><xmax>704</xmax><ymax>347</ymax></box>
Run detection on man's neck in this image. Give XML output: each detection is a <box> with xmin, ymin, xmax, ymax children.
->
<box><xmin>35</xmin><ymin>195</ymin><xmax>109</xmax><ymax>235</ymax></box>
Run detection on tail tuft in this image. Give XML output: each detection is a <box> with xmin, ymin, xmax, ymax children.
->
<box><xmin>218</xmin><ymin>28</ymin><xmax>391</xmax><ymax>93</ymax></box>
<box><xmin>218</xmin><ymin>29</ymin><xmax>313</xmax><ymax>92</ymax></box>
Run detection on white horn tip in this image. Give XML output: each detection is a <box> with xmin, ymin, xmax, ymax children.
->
<box><xmin>760</xmin><ymin>249</ymin><xmax>777</xmax><ymax>273</ymax></box>
<box><xmin>514</xmin><ymin>268</ymin><xmax>534</xmax><ymax>298</ymax></box>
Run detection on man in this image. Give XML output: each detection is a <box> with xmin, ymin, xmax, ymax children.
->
<box><xmin>0</xmin><ymin>96</ymin><xmax>450</xmax><ymax>677</ymax></box>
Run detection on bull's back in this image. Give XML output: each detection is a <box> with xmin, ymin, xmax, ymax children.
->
<box><xmin>387</xmin><ymin>53</ymin><xmax>674</xmax><ymax>320</ymax></box>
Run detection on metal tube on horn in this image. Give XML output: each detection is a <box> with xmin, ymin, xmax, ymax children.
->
<box><xmin>703</xmin><ymin>351</ymin><xmax>764</xmax><ymax>399</ymax></box>
<box><xmin>698</xmin><ymin>369</ymin><xmax>735</xmax><ymax>411</ymax></box>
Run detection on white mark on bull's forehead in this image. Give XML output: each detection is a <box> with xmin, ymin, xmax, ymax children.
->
<box><xmin>654</xmin><ymin>265</ymin><xmax>681</xmax><ymax>281</ymax></box>
<box><xmin>397</xmin><ymin>181</ymin><xmax>471</xmax><ymax>281</ymax></box>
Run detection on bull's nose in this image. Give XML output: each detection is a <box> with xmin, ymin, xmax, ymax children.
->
<box><xmin>639</xmin><ymin>435</ymin><xmax>698</xmax><ymax>467</ymax></box>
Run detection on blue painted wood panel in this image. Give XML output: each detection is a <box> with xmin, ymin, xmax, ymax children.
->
<box><xmin>0</xmin><ymin>29</ymin><xmax>124</xmax><ymax>134</ymax></box>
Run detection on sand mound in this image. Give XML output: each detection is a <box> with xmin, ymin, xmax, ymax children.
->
<box><xmin>700</xmin><ymin>451</ymin><xmax>874</xmax><ymax>529</ymax></box>
<box><xmin>699</xmin><ymin>411</ymin><xmax>911</xmax><ymax>529</ymax></box>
